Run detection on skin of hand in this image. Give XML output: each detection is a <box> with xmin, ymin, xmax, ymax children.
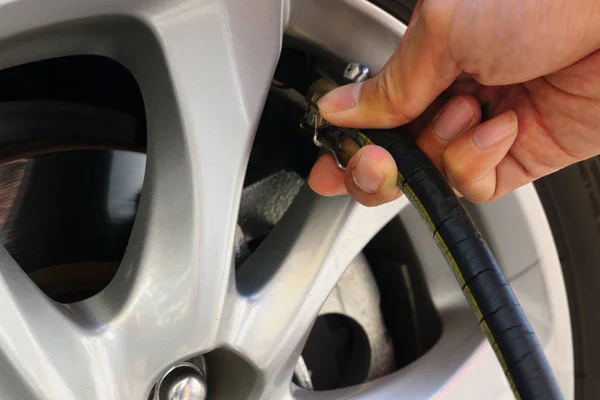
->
<box><xmin>307</xmin><ymin>0</ymin><xmax>600</xmax><ymax>206</ymax></box>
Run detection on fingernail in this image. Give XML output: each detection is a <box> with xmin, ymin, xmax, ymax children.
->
<box><xmin>318</xmin><ymin>82</ymin><xmax>363</xmax><ymax>114</ymax></box>
<box><xmin>433</xmin><ymin>97</ymin><xmax>475</xmax><ymax>140</ymax></box>
<box><xmin>473</xmin><ymin>111</ymin><xmax>518</xmax><ymax>149</ymax></box>
<box><xmin>352</xmin><ymin>148</ymin><xmax>384</xmax><ymax>193</ymax></box>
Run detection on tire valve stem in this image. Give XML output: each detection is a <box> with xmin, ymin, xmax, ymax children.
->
<box><xmin>343</xmin><ymin>62</ymin><xmax>370</xmax><ymax>83</ymax></box>
<box><xmin>300</xmin><ymin>63</ymin><xmax>373</xmax><ymax>170</ymax></box>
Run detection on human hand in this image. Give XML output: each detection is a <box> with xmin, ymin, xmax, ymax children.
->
<box><xmin>308</xmin><ymin>0</ymin><xmax>600</xmax><ymax>205</ymax></box>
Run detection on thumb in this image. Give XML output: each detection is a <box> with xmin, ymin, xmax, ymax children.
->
<box><xmin>318</xmin><ymin>0</ymin><xmax>461</xmax><ymax>128</ymax></box>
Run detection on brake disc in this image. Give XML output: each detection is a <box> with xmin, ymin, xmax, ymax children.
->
<box><xmin>0</xmin><ymin>102</ymin><xmax>143</xmax><ymax>302</ymax></box>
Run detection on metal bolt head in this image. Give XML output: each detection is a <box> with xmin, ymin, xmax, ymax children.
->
<box><xmin>165</xmin><ymin>376</ymin><xmax>206</xmax><ymax>400</ymax></box>
<box><xmin>343</xmin><ymin>62</ymin><xmax>371</xmax><ymax>83</ymax></box>
<box><xmin>154</xmin><ymin>362</ymin><xmax>207</xmax><ymax>400</ymax></box>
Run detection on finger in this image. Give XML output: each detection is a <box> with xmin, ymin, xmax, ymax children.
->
<box><xmin>416</xmin><ymin>94</ymin><xmax>481</xmax><ymax>170</ymax></box>
<box><xmin>486</xmin><ymin>154</ymin><xmax>535</xmax><ymax>201</ymax></box>
<box><xmin>446</xmin><ymin>79</ymin><xmax>480</xmax><ymax>97</ymax></box>
<box><xmin>404</xmin><ymin>93</ymin><xmax>450</xmax><ymax>135</ymax></box>
<box><xmin>308</xmin><ymin>153</ymin><xmax>347</xmax><ymax>196</ymax></box>
<box><xmin>441</xmin><ymin>111</ymin><xmax>518</xmax><ymax>202</ymax></box>
<box><xmin>317</xmin><ymin>0</ymin><xmax>462</xmax><ymax>128</ymax></box>
<box><xmin>344</xmin><ymin>145</ymin><xmax>402</xmax><ymax>207</ymax></box>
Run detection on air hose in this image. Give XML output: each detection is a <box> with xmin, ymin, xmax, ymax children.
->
<box><xmin>302</xmin><ymin>75</ymin><xmax>564</xmax><ymax>399</ymax></box>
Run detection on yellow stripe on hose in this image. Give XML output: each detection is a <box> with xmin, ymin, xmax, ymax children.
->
<box><xmin>357</xmin><ymin>131</ymin><xmax>521</xmax><ymax>399</ymax></box>
<box><xmin>357</xmin><ymin>132</ymin><xmax>374</xmax><ymax>145</ymax></box>
<box><xmin>404</xmin><ymin>180</ymin><xmax>520</xmax><ymax>398</ymax></box>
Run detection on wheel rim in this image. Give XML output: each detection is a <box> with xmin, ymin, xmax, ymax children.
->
<box><xmin>0</xmin><ymin>1</ymin><xmax>573</xmax><ymax>399</ymax></box>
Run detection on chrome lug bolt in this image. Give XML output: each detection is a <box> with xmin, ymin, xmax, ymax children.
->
<box><xmin>154</xmin><ymin>362</ymin><xmax>207</xmax><ymax>400</ymax></box>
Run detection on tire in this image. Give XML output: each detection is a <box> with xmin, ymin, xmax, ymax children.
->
<box><xmin>535</xmin><ymin>159</ymin><xmax>600</xmax><ymax>400</ymax></box>
<box><xmin>369</xmin><ymin>1</ymin><xmax>597</xmax><ymax>398</ymax></box>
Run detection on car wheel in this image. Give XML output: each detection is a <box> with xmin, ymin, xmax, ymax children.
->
<box><xmin>0</xmin><ymin>1</ymin><xmax>574</xmax><ymax>399</ymax></box>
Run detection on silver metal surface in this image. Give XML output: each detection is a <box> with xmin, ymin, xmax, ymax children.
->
<box><xmin>293</xmin><ymin>357</ymin><xmax>314</xmax><ymax>391</ymax></box>
<box><xmin>343</xmin><ymin>62</ymin><xmax>371</xmax><ymax>83</ymax></box>
<box><xmin>166</xmin><ymin>379</ymin><xmax>206</xmax><ymax>400</ymax></box>
<box><xmin>0</xmin><ymin>1</ymin><xmax>572</xmax><ymax>400</ymax></box>
<box><xmin>154</xmin><ymin>362</ymin><xmax>207</xmax><ymax>400</ymax></box>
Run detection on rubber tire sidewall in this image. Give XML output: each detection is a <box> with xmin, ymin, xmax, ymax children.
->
<box><xmin>535</xmin><ymin>159</ymin><xmax>600</xmax><ymax>400</ymax></box>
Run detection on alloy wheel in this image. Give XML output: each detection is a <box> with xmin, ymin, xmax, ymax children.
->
<box><xmin>0</xmin><ymin>0</ymin><xmax>573</xmax><ymax>399</ymax></box>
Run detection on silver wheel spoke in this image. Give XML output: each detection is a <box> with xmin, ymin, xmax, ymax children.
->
<box><xmin>0</xmin><ymin>0</ymin><xmax>286</xmax><ymax>398</ymax></box>
<box><xmin>88</xmin><ymin>0</ymin><xmax>285</xmax><ymax>392</ymax></box>
<box><xmin>0</xmin><ymin>248</ymin><xmax>104</xmax><ymax>400</ymax></box>
<box><xmin>227</xmin><ymin>189</ymin><xmax>408</xmax><ymax>395</ymax></box>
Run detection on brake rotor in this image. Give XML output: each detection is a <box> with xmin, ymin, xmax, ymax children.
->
<box><xmin>0</xmin><ymin>102</ymin><xmax>144</xmax><ymax>303</ymax></box>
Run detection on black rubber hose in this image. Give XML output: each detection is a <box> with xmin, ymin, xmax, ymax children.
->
<box><xmin>351</xmin><ymin>127</ymin><xmax>564</xmax><ymax>400</ymax></box>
